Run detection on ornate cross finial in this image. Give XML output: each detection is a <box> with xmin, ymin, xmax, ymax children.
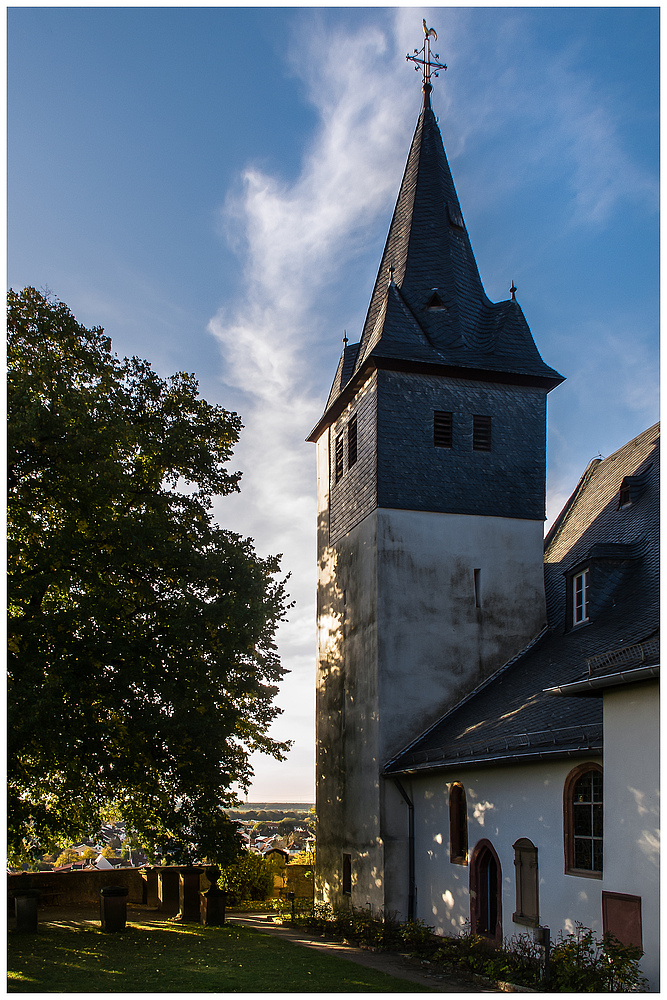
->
<box><xmin>407</xmin><ymin>21</ymin><xmax>447</xmax><ymax>107</ymax></box>
<box><xmin>343</xmin><ymin>330</ymin><xmax>348</xmax><ymax>348</ymax></box>
<box><xmin>510</xmin><ymin>281</ymin><xmax>517</xmax><ymax>301</ymax></box>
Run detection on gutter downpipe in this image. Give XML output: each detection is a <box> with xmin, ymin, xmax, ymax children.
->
<box><xmin>392</xmin><ymin>777</ymin><xmax>415</xmax><ymax>921</ymax></box>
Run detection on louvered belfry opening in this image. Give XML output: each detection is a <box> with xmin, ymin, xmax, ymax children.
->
<box><xmin>335</xmin><ymin>432</ymin><xmax>344</xmax><ymax>482</ymax></box>
<box><xmin>347</xmin><ymin>414</ymin><xmax>358</xmax><ymax>467</ymax></box>
<box><xmin>473</xmin><ymin>414</ymin><xmax>492</xmax><ymax>451</ymax></box>
<box><xmin>434</xmin><ymin>410</ymin><xmax>453</xmax><ymax>448</ymax></box>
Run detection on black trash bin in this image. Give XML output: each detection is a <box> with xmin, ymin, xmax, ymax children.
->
<box><xmin>100</xmin><ymin>885</ymin><xmax>129</xmax><ymax>932</ymax></box>
<box><xmin>14</xmin><ymin>889</ymin><xmax>41</xmax><ymax>933</ymax></box>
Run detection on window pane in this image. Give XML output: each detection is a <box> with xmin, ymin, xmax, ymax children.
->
<box><xmin>593</xmin><ymin>804</ymin><xmax>603</xmax><ymax>838</ymax></box>
<box><xmin>574</xmin><ymin>774</ymin><xmax>592</xmax><ymax>801</ymax></box>
<box><xmin>593</xmin><ymin>840</ymin><xmax>603</xmax><ymax>872</ymax></box>
<box><xmin>574</xmin><ymin>804</ymin><xmax>592</xmax><ymax>837</ymax></box>
<box><xmin>592</xmin><ymin>771</ymin><xmax>602</xmax><ymax>801</ymax></box>
<box><xmin>574</xmin><ymin>838</ymin><xmax>592</xmax><ymax>869</ymax></box>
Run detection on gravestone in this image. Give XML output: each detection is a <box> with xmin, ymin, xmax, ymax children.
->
<box><xmin>200</xmin><ymin>865</ymin><xmax>226</xmax><ymax>926</ymax></box>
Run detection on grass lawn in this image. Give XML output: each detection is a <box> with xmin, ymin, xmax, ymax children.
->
<box><xmin>7</xmin><ymin>919</ymin><xmax>432</xmax><ymax>993</ymax></box>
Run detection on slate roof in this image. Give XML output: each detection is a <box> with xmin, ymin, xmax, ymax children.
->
<box><xmin>310</xmin><ymin>95</ymin><xmax>563</xmax><ymax>441</ymax></box>
<box><xmin>385</xmin><ymin>424</ymin><xmax>659</xmax><ymax>776</ymax></box>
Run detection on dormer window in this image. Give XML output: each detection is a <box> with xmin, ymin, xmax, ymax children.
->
<box><xmin>446</xmin><ymin>201</ymin><xmax>465</xmax><ymax>229</ymax></box>
<box><xmin>572</xmin><ymin>568</ymin><xmax>590</xmax><ymax>625</ymax></box>
<box><xmin>618</xmin><ymin>484</ymin><xmax>631</xmax><ymax>508</ymax></box>
<box><xmin>426</xmin><ymin>290</ymin><xmax>446</xmax><ymax>311</ymax></box>
<box><xmin>617</xmin><ymin>464</ymin><xmax>652</xmax><ymax>508</ymax></box>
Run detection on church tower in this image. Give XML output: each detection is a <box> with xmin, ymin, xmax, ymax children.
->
<box><xmin>308</xmin><ymin>29</ymin><xmax>563</xmax><ymax>918</ymax></box>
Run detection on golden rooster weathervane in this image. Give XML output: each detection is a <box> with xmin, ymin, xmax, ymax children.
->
<box><xmin>407</xmin><ymin>20</ymin><xmax>446</xmax><ymax>99</ymax></box>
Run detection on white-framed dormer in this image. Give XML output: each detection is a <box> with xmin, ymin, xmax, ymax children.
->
<box><xmin>572</xmin><ymin>567</ymin><xmax>590</xmax><ymax>626</ymax></box>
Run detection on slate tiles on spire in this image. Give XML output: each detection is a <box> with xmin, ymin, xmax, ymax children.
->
<box><xmin>315</xmin><ymin>99</ymin><xmax>562</xmax><ymax>436</ymax></box>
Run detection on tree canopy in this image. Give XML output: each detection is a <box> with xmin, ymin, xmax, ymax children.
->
<box><xmin>8</xmin><ymin>287</ymin><xmax>291</xmax><ymax>864</ymax></box>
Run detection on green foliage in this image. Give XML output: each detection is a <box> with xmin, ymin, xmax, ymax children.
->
<box><xmin>288</xmin><ymin>847</ymin><xmax>315</xmax><ymax>865</ymax></box>
<box><xmin>219</xmin><ymin>851</ymin><xmax>275</xmax><ymax>904</ymax></box>
<box><xmin>550</xmin><ymin>922</ymin><xmax>648</xmax><ymax>992</ymax></box>
<box><xmin>295</xmin><ymin>911</ymin><xmax>648</xmax><ymax>992</ymax></box>
<box><xmin>8</xmin><ymin>287</ymin><xmax>291</xmax><ymax>864</ymax></box>
<box><xmin>53</xmin><ymin>848</ymin><xmax>81</xmax><ymax>868</ymax></box>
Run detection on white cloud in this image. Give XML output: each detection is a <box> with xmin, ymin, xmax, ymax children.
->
<box><xmin>208</xmin><ymin>15</ymin><xmax>417</xmax><ymax>799</ymax></box>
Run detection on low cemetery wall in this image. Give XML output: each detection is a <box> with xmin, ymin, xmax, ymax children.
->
<box><xmin>8</xmin><ymin>868</ymin><xmax>149</xmax><ymax>907</ymax></box>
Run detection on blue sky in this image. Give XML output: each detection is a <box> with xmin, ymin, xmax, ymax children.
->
<box><xmin>8</xmin><ymin>6</ymin><xmax>659</xmax><ymax>803</ymax></box>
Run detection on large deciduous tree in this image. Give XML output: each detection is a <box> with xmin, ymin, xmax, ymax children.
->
<box><xmin>8</xmin><ymin>287</ymin><xmax>290</xmax><ymax>863</ymax></box>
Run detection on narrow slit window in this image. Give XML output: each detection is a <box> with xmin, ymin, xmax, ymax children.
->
<box><xmin>342</xmin><ymin>854</ymin><xmax>352</xmax><ymax>895</ymax></box>
<box><xmin>473</xmin><ymin>415</ymin><xmax>492</xmax><ymax>451</ymax></box>
<box><xmin>474</xmin><ymin>569</ymin><xmax>481</xmax><ymax>608</ymax></box>
<box><xmin>449</xmin><ymin>782</ymin><xmax>468</xmax><ymax>864</ymax></box>
<box><xmin>347</xmin><ymin>415</ymin><xmax>358</xmax><ymax>468</ymax></box>
<box><xmin>434</xmin><ymin>411</ymin><xmax>453</xmax><ymax>448</ymax></box>
<box><xmin>335</xmin><ymin>432</ymin><xmax>344</xmax><ymax>483</ymax></box>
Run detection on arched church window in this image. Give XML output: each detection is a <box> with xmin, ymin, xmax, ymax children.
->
<box><xmin>449</xmin><ymin>782</ymin><xmax>468</xmax><ymax>864</ymax></box>
<box><xmin>469</xmin><ymin>839</ymin><xmax>502</xmax><ymax>941</ymax></box>
<box><xmin>564</xmin><ymin>763</ymin><xmax>603</xmax><ymax>876</ymax></box>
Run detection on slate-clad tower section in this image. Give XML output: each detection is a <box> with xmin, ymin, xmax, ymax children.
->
<box><xmin>309</xmin><ymin>78</ymin><xmax>563</xmax><ymax>917</ymax></box>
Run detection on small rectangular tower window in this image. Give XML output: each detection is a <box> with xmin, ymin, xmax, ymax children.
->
<box><xmin>434</xmin><ymin>410</ymin><xmax>453</xmax><ymax>448</ymax></box>
<box><xmin>347</xmin><ymin>415</ymin><xmax>358</xmax><ymax>467</ymax></box>
<box><xmin>473</xmin><ymin>415</ymin><xmax>492</xmax><ymax>451</ymax></box>
<box><xmin>335</xmin><ymin>432</ymin><xmax>344</xmax><ymax>483</ymax></box>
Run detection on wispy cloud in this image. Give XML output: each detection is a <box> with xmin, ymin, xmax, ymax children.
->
<box><xmin>208</xmin><ymin>14</ymin><xmax>417</xmax><ymax>798</ymax></box>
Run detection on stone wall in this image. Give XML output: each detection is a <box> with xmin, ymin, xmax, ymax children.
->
<box><xmin>8</xmin><ymin>868</ymin><xmax>148</xmax><ymax>907</ymax></box>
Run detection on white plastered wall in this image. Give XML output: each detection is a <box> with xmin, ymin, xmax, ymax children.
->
<box><xmin>407</xmin><ymin>743</ymin><xmax>659</xmax><ymax>991</ymax></box>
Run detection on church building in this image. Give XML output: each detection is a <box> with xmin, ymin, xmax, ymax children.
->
<box><xmin>308</xmin><ymin>28</ymin><xmax>659</xmax><ymax>990</ymax></box>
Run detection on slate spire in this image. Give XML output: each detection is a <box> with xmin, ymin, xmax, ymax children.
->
<box><xmin>311</xmin><ymin>48</ymin><xmax>562</xmax><ymax>440</ymax></box>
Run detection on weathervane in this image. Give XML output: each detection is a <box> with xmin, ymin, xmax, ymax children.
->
<box><xmin>407</xmin><ymin>20</ymin><xmax>447</xmax><ymax>104</ymax></box>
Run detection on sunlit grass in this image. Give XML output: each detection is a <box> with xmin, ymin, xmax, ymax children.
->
<box><xmin>8</xmin><ymin>919</ymin><xmax>431</xmax><ymax>992</ymax></box>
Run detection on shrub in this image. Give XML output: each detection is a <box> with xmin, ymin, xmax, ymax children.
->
<box><xmin>296</xmin><ymin>909</ymin><xmax>648</xmax><ymax>992</ymax></box>
<box><xmin>219</xmin><ymin>852</ymin><xmax>274</xmax><ymax>904</ymax></box>
<box><xmin>550</xmin><ymin>922</ymin><xmax>648</xmax><ymax>992</ymax></box>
